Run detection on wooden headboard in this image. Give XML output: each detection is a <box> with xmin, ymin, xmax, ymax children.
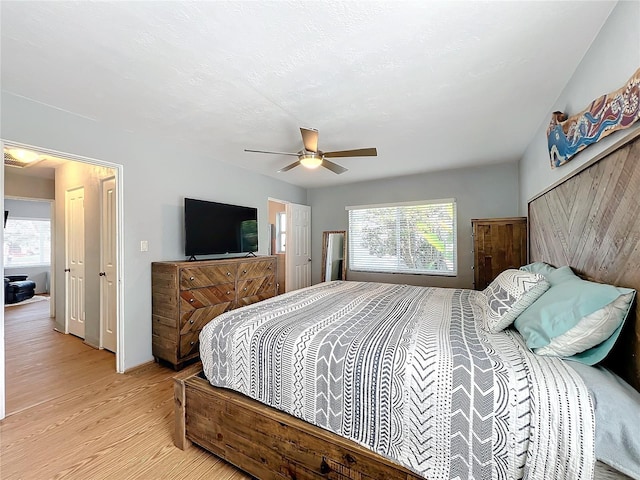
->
<box><xmin>528</xmin><ymin>130</ymin><xmax>640</xmax><ymax>392</ymax></box>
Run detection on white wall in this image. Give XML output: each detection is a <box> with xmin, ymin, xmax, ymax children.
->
<box><xmin>1</xmin><ymin>91</ymin><xmax>307</xmax><ymax>370</ymax></box>
<box><xmin>519</xmin><ymin>1</ymin><xmax>640</xmax><ymax>211</ymax></box>
<box><xmin>308</xmin><ymin>162</ymin><xmax>520</xmax><ymax>289</ymax></box>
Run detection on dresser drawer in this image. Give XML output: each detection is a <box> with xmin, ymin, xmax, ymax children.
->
<box><xmin>179</xmin><ymin>330</ymin><xmax>201</xmax><ymax>359</ymax></box>
<box><xmin>237</xmin><ymin>275</ymin><xmax>276</xmax><ymax>307</ymax></box>
<box><xmin>180</xmin><ymin>283</ymin><xmax>235</xmax><ymax>310</ymax></box>
<box><xmin>180</xmin><ymin>264</ymin><xmax>237</xmax><ymax>290</ymax></box>
<box><xmin>178</xmin><ymin>303</ymin><xmax>231</xmax><ymax>358</ymax></box>
<box><xmin>180</xmin><ymin>303</ymin><xmax>229</xmax><ymax>332</ymax></box>
<box><xmin>237</xmin><ymin>259</ymin><xmax>275</xmax><ymax>279</ymax></box>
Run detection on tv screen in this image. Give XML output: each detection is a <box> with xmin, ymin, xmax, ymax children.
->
<box><xmin>184</xmin><ymin>198</ymin><xmax>258</xmax><ymax>258</ymax></box>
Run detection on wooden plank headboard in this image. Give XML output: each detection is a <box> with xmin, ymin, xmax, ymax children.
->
<box><xmin>528</xmin><ymin>131</ymin><xmax>640</xmax><ymax>392</ymax></box>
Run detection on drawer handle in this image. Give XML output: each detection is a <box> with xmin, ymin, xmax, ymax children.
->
<box><xmin>190</xmin><ymin>319</ymin><xmax>194</xmax><ymax>324</ymax></box>
<box><xmin>189</xmin><ymin>276</ymin><xmax>194</xmax><ymax>281</ymax></box>
<box><xmin>227</xmin><ymin>272</ymin><xmax>231</xmax><ymax>276</ymax></box>
<box><xmin>189</xmin><ymin>298</ymin><xmax>194</xmax><ymax>303</ymax></box>
<box><xmin>268</xmin><ymin>265</ymin><xmax>272</xmax><ymax>269</ymax></box>
<box><xmin>190</xmin><ymin>341</ymin><xmax>195</xmax><ymax>346</ymax></box>
<box><xmin>243</xmin><ymin>270</ymin><xmax>247</xmax><ymax>274</ymax></box>
<box><xmin>226</xmin><ymin>291</ymin><xmax>231</xmax><ymax>295</ymax></box>
<box><xmin>244</xmin><ymin>287</ymin><xmax>248</xmax><ymax>291</ymax></box>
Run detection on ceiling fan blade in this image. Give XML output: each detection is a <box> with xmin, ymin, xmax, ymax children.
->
<box><xmin>323</xmin><ymin>147</ymin><xmax>377</xmax><ymax>158</ymax></box>
<box><xmin>244</xmin><ymin>149</ymin><xmax>300</xmax><ymax>157</ymax></box>
<box><xmin>321</xmin><ymin>158</ymin><xmax>348</xmax><ymax>174</ymax></box>
<box><xmin>277</xmin><ymin>160</ymin><xmax>301</xmax><ymax>173</ymax></box>
<box><xmin>300</xmin><ymin>127</ymin><xmax>319</xmax><ymax>153</ymax></box>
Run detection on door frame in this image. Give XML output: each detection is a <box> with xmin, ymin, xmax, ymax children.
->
<box><xmin>1</xmin><ymin>140</ymin><xmax>125</xmax><ymax>378</ymax></box>
<box><xmin>1</xmin><ymin>139</ymin><xmax>5</xmax><ymax>420</ymax></box>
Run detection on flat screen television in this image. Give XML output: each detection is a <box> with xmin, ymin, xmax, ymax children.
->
<box><xmin>184</xmin><ymin>198</ymin><xmax>258</xmax><ymax>259</ymax></box>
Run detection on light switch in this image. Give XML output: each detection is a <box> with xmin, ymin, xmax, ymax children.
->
<box><xmin>140</xmin><ymin>240</ymin><xmax>149</xmax><ymax>252</ymax></box>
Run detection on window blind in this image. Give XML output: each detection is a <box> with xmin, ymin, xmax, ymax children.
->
<box><xmin>347</xmin><ymin>199</ymin><xmax>457</xmax><ymax>276</ymax></box>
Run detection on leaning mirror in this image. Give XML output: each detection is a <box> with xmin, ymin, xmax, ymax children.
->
<box><xmin>321</xmin><ymin>230</ymin><xmax>347</xmax><ymax>282</ymax></box>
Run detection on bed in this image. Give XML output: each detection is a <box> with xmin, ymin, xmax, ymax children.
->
<box><xmin>174</xmin><ymin>130</ymin><xmax>640</xmax><ymax>480</ymax></box>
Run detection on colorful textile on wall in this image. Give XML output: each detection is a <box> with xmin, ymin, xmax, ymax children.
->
<box><xmin>547</xmin><ymin>67</ymin><xmax>640</xmax><ymax>168</ymax></box>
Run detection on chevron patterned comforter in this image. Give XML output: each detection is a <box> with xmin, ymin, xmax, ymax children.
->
<box><xmin>200</xmin><ymin>281</ymin><xmax>594</xmax><ymax>480</ymax></box>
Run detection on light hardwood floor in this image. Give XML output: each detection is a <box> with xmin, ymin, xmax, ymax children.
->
<box><xmin>1</xmin><ymin>299</ymin><xmax>250</xmax><ymax>479</ymax></box>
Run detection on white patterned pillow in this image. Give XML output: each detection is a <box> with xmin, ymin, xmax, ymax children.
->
<box><xmin>482</xmin><ymin>269</ymin><xmax>550</xmax><ymax>333</ymax></box>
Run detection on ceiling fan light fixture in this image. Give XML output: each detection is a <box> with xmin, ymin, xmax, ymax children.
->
<box><xmin>299</xmin><ymin>153</ymin><xmax>323</xmax><ymax>169</ymax></box>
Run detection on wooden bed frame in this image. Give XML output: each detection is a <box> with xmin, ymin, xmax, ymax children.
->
<box><xmin>174</xmin><ymin>129</ymin><xmax>640</xmax><ymax>479</ymax></box>
<box><xmin>174</xmin><ymin>363</ymin><xmax>422</xmax><ymax>479</ymax></box>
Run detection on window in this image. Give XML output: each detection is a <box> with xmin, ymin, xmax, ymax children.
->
<box><xmin>3</xmin><ymin>217</ymin><xmax>51</xmax><ymax>267</ymax></box>
<box><xmin>347</xmin><ymin>199</ymin><xmax>457</xmax><ymax>276</ymax></box>
<box><xmin>276</xmin><ymin>212</ymin><xmax>286</xmax><ymax>253</ymax></box>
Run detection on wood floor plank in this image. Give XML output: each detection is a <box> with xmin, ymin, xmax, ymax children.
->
<box><xmin>1</xmin><ymin>299</ymin><xmax>250</xmax><ymax>479</ymax></box>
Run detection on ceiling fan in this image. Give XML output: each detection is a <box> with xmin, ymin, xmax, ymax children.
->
<box><xmin>244</xmin><ymin>127</ymin><xmax>377</xmax><ymax>174</ymax></box>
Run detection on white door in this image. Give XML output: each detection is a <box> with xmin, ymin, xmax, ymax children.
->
<box><xmin>66</xmin><ymin>187</ymin><xmax>85</xmax><ymax>338</ymax></box>
<box><xmin>285</xmin><ymin>203</ymin><xmax>311</xmax><ymax>292</ymax></box>
<box><xmin>100</xmin><ymin>177</ymin><xmax>117</xmax><ymax>352</ymax></box>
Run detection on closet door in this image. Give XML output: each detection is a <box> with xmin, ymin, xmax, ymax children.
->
<box><xmin>66</xmin><ymin>186</ymin><xmax>86</xmax><ymax>338</ymax></box>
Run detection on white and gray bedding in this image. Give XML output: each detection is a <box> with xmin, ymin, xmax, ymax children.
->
<box><xmin>200</xmin><ymin>280</ymin><xmax>594</xmax><ymax>480</ymax></box>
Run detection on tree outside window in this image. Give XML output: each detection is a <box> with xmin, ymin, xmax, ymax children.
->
<box><xmin>3</xmin><ymin>217</ymin><xmax>51</xmax><ymax>267</ymax></box>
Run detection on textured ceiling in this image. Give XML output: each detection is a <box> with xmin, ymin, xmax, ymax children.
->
<box><xmin>1</xmin><ymin>1</ymin><xmax>617</xmax><ymax>188</ymax></box>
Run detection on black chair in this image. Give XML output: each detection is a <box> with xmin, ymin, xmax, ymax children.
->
<box><xmin>5</xmin><ymin>274</ymin><xmax>36</xmax><ymax>304</ymax></box>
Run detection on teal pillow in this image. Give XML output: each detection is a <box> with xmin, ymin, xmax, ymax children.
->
<box><xmin>519</xmin><ymin>262</ymin><xmax>556</xmax><ymax>277</ymax></box>
<box><xmin>514</xmin><ymin>266</ymin><xmax>635</xmax><ymax>365</ymax></box>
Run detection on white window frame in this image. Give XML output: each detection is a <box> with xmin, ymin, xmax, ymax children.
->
<box><xmin>276</xmin><ymin>211</ymin><xmax>286</xmax><ymax>253</ymax></box>
<box><xmin>3</xmin><ymin>215</ymin><xmax>52</xmax><ymax>268</ymax></box>
<box><xmin>346</xmin><ymin>199</ymin><xmax>457</xmax><ymax>276</ymax></box>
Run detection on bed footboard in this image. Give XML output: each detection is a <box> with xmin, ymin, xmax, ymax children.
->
<box><xmin>173</xmin><ymin>363</ymin><xmax>203</xmax><ymax>450</ymax></box>
<box><xmin>174</xmin><ymin>367</ymin><xmax>423</xmax><ymax>480</ymax></box>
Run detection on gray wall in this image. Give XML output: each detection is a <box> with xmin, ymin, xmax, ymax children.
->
<box><xmin>519</xmin><ymin>1</ymin><xmax>640</xmax><ymax>211</ymax></box>
<box><xmin>4</xmin><ymin>198</ymin><xmax>52</xmax><ymax>293</ymax></box>
<box><xmin>308</xmin><ymin>162</ymin><xmax>520</xmax><ymax>289</ymax></box>
<box><xmin>1</xmin><ymin>91</ymin><xmax>307</xmax><ymax>370</ymax></box>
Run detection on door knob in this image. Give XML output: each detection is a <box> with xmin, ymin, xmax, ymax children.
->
<box><xmin>64</xmin><ymin>268</ymin><xmax>71</xmax><ymax>272</ymax></box>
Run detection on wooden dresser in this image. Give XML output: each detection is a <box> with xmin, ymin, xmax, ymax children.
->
<box><xmin>152</xmin><ymin>256</ymin><xmax>277</xmax><ymax>369</ymax></box>
<box><xmin>472</xmin><ymin>217</ymin><xmax>527</xmax><ymax>290</ymax></box>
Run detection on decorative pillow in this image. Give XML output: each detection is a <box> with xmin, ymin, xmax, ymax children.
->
<box><xmin>519</xmin><ymin>261</ymin><xmax>556</xmax><ymax>277</ymax></box>
<box><xmin>514</xmin><ymin>266</ymin><xmax>635</xmax><ymax>365</ymax></box>
<box><xmin>482</xmin><ymin>269</ymin><xmax>550</xmax><ymax>333</ymax></box>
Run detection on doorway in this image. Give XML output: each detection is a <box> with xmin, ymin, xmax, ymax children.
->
<box><xmin>1</xmin><ymin>140</ymin><xmax>124</xmax><ymax>419</ymax></box>
<box><xmin>267</xmin><ymin>199</ymin><xmax>312</xmax><ymax>294</ymax></box>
